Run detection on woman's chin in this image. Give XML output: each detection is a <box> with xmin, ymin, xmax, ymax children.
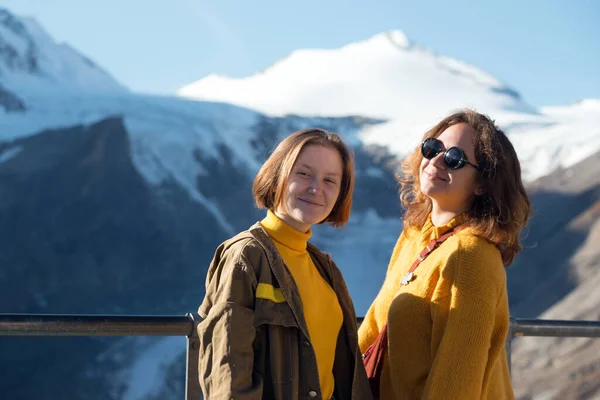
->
<box><xmin>420</xmin><ymin>183</ymin><xmax>441</xmax><ymax>199</ymax></box>
<box><xmin>293</xmin><ymin>212</ymin><xmax>325</xmax><ymax>227</ymax></box>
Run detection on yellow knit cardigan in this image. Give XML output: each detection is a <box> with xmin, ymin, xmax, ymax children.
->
<box><xmin>359</xmin><ymin>215</ymin><xmax>514</xmax><ymax>399</ymax></box>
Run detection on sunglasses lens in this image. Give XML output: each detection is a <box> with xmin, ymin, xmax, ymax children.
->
<box><xmin>421</xmin><ymin>138</ymin><xmax>440</xmax><ymax>159</ymax></box>
<box><xmin>444</xmin><ymin>147</ymin><xmax>465</xmax><ymax>169</ymax></box>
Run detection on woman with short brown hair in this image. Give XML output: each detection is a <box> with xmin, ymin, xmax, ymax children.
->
<box><xmin>198</xmin><ymin>128</ymin><xmax>372</xmax><ymax>400</ymax></box>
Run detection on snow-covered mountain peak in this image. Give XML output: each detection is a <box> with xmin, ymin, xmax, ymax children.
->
<box><xmin>0</xmin><ymin>7</ymin><xmax>126</xmax><ymax>95</ymax></box>
<box><xmin>383</xmin><ymin>29</ymin><xmax>411</xmax><ymax>48</ymax></box>
<box><xmin>351</xmin><ymin>30</ymin><xmax>412</xmax><ymax>51</ymax></box>
<box><xmin>177</xmin><ymin>29</ymin><xmax>533</xmax><ymax>122</ymax></box>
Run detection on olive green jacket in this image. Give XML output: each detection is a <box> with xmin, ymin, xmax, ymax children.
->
<box><xmin>198</xmin><ymin>223</ymin><xmax>373</xmax><ymax>400</ymax></box>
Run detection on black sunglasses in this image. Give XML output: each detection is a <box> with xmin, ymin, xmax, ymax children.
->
<box><xmin>421</xmin><ymin>137</ymin><xmax>479</xmax><ymax>170</ymax></box>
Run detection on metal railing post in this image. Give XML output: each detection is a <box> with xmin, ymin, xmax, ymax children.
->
<box><xmin>185</xmin><ymin>313</ymin><xmax>202</xmax><ymax>400</ymax></box>
<box><xmin>506</xmin><ymin>316</ymin><xmax>516</xmax><ymax>378</ymax></box>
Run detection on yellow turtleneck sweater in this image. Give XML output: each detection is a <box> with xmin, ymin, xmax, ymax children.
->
<box><xmin>260</xmin><ymin>210</ymin><xmax>343</xmax><ymax>400</ymax></box>
<box><xmin>359</xmin><ymin>215</ymin><xmax>514</xmax><ymax>400</ymax></box>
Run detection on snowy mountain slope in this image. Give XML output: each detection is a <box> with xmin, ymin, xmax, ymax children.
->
<box><xmin>178</xmin><ymin>30</ymin><xmax>600</xmax><ymax>183</ymax></box>
<box><xmin>0</xmin><ymin>94</ymin><xmax>257</xmax><ymax>235</ymax></box>
<box><xmin>0</xmin><ymin>91</ymin><xmax>389</xmax><ymax>238</ymax></box>
<box><xmin>0</xmin><ymin>8</ymin><xmax>126</xmax><ymax>96</ymax></box>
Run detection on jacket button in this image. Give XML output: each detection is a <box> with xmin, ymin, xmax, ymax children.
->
<box><xmin>303</xmin><ymin>341</ymin><xmax>310</xmax><ymax>347</ymax></box>
<box><xmin>308</xmin><ymin>391</ymin><xmax>318</xmax><ymax>398</ymax></box>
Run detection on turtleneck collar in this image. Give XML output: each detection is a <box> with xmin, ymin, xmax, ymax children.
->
<box><xmin>260</xmin><ymin>210</ymin><xmax>312</xmax><ymax>252</ymax></box>
<box><xmin>422</xmin><ymin>212</ymin><xmax>467</xmax><ymax>239</ymax></box>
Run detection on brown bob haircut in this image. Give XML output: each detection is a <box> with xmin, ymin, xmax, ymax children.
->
<box><xmin>399</xmin><ymin>109</ymin><xmax>531</xmax><ymax>266</ymax></box>
<box><xmin>253</xmin><ymin>128</ymin><xmax>355</xmax><ymax>228</ymax></box>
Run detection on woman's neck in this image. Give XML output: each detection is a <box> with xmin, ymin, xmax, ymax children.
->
<box><xmin>261</xmin><ymin>210</ymin><xmax>311</xmax><ymax>252</ymax></box>
<box><xmin>430</xmin><ymin>202</ymin><xmax>468</xmax><ymax>227</ymax></box>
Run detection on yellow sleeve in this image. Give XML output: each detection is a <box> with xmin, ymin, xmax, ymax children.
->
<box><xmin>358</xmin><ymin>231</ymin><xmax>406</xmax><ymax>353</ymax></box>
<box><xmin>424</xmin><ymin>240</ymin><xmax>508</xmax><ymax>399</ymax></box>
<box><xmin>358</xmin><ymin>303</ymin><xmax>379</xmax><ymax>353</ymax></box>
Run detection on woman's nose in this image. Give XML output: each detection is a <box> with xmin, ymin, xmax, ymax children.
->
<box><xmin>430</xmin><ymin>152</ymin><xmax>446</xmax><ymax>169</ymax></box>
<box><xmin>310</xmin><ymin>177</ymin><xmax>322</xmax><ymax>192</ymax></box>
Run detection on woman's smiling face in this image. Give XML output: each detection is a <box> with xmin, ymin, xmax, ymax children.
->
<box><xmin>275</xmin><ymin>145</ymin><xmax>343</xmax><ymax>232</ymax></box>
<box><xmin>420</xmin><ymin>123</ymin><xmax>480</xmax><ymax>212</ymax></box>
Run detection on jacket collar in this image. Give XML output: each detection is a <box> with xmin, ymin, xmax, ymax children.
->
<box><xmin>247</xmin><ymin>222</ymin><xmax>335</xmax><ymax>340</ymax></box>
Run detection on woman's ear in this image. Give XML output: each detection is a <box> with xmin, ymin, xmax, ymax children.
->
<box><xmin>475</xmin><ymin>184</ymin><xmax>485</xmax><ymax>196</ymax></box>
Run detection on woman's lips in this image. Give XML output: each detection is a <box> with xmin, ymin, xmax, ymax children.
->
<box><xmin>424</xmin><ymin>170</ymin><xmax>447</xmax><ymax>182</ymax></box>
<box><xmin>299</xmin><ymin>198</ymin><xmax>323</xmax><ymax>206</ymax></box>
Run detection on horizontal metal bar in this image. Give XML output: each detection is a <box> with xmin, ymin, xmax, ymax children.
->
<box><xmin>0</xmin><ymin>314</ymin><xmax>194</xmax><ymax>337</ymax></box>
<box><xmin>512</xmin><ymin>319</ymin><xmax>600</xmax><ymax>338</ymax></box>
<box><xmin>2</xmin><ymin>315</ymin><xmax>600</xmax><ymax>339</ymax></box>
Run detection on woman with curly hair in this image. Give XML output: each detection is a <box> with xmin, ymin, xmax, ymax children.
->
<box><xmin>359</xmin><ymin>110</ymin><xmax>531</xmax><ymax>399</ymax></box>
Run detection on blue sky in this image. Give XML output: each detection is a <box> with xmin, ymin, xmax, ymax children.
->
<box><xmin>1</xmin><ymin>0</ymin><xmax>598</xmax><ymax>107</ymax></box>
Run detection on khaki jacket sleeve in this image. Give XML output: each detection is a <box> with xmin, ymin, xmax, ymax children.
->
<box><xmin>197</xmin><ymin>244</ymin><xmax>263</xmax><ymax>400</ymax></box>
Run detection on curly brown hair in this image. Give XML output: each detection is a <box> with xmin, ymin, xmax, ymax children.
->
<box><xmin>399</xmin><ymin>109</ymin><xmax>531</xmax><ymax>266</ymax></box>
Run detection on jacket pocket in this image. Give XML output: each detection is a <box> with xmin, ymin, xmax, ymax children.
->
<box><xmin>253</xmin><ymin>298</ymin><xmax>300</xmax><ymax>385</ymax></box>
<box><xmin>254</xmin><ymin>296</ymin><xmax>299</xmax><ymax>328</ymax></box>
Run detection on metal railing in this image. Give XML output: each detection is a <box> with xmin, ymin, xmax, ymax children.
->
<box><xmin>505</xmin><ymin>317</ymin><xmax>600</xmax><ymax>376</ymax></box>
<box><xmin>0</xmin><ymin>313</ymin><xmax>202</xmax><ymax>400</ymax></box>
<box><xmin>1</xmin><ymin>314</ymin><xmax>600</xmax><ymax>399</ymax></box>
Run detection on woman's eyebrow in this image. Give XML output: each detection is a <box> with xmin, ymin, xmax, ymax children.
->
<box><xmin>298</xmin><ymin>163</ymin><xmax>341</xmax><ymax>177</ymax></box>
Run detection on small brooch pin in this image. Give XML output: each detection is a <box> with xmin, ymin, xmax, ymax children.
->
<box><xmin>401</xmin><ymin>271</ymin><xmax>414</xmax><ymax>286</ymax></box>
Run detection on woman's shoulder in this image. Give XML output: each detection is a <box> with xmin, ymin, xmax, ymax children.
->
<box><xmin>442</xmin><ymin>229</ymin><xmax>507</xmax><ymax>288</ymax></box>
<box><xmin>216</xmin><ymin>226</ymin><xmax>271</xmax><ymax>267</ymax></box>
<box><xmin>451</xmin><ymin>228</ymin><xmax>502</xmax><ymax>261</ymax></box>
